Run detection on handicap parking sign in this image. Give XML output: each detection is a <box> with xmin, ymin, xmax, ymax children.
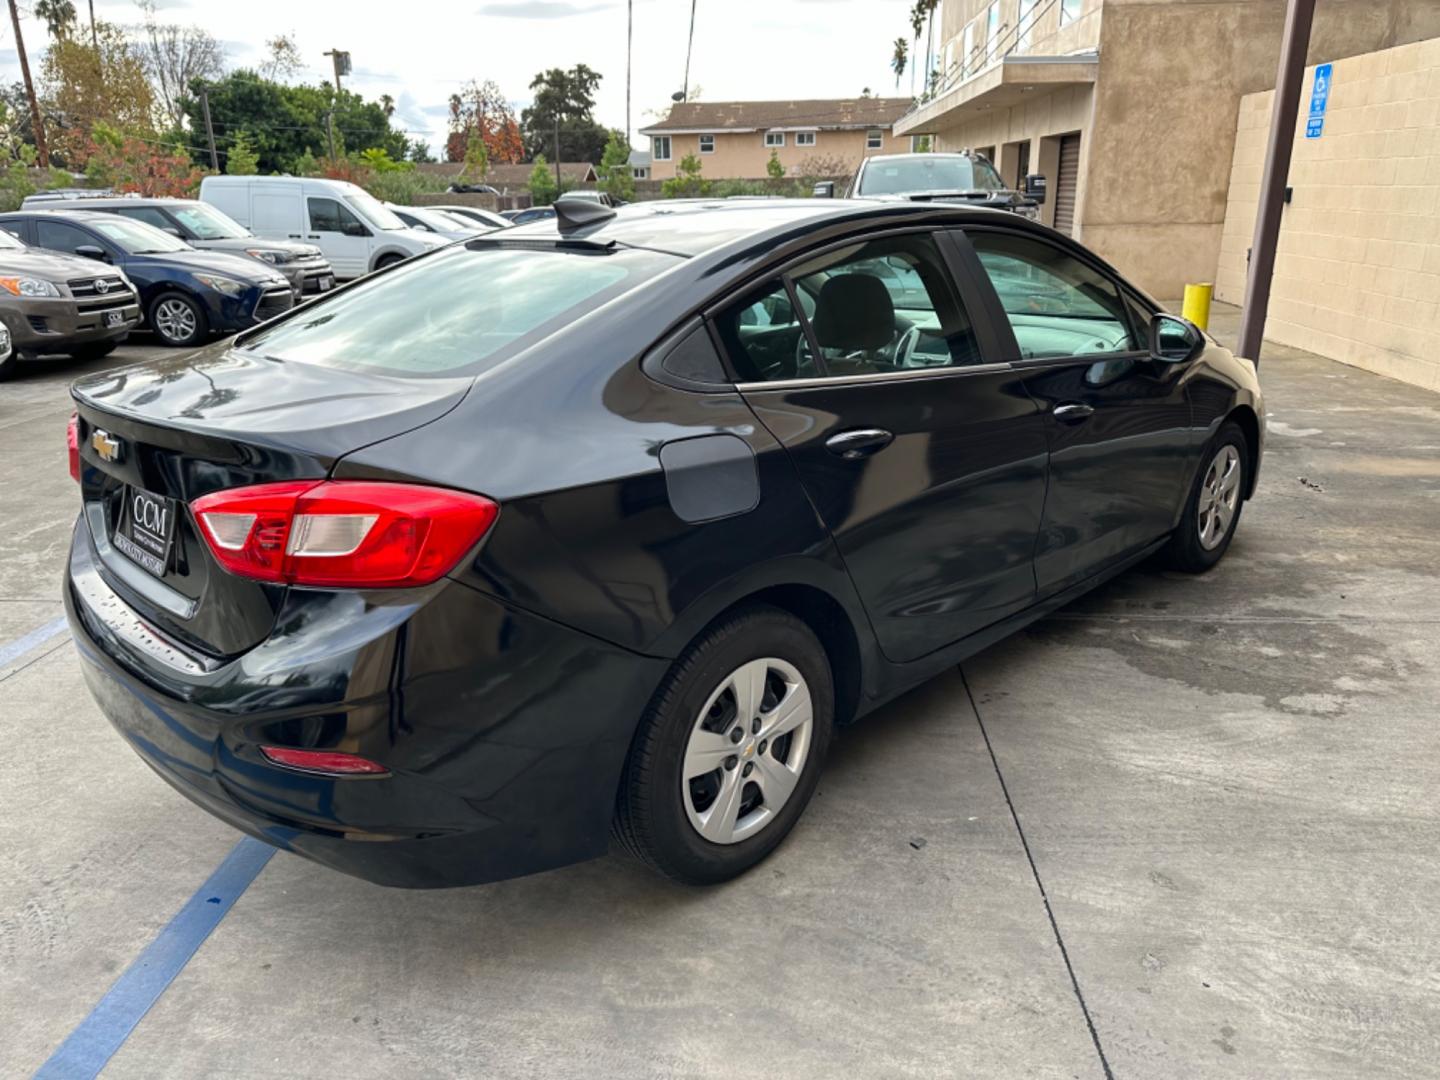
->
<box><xmin>1306</xmin><ymin>63</ymin><xmax>1332</xmax><ymax>139</ymax></box>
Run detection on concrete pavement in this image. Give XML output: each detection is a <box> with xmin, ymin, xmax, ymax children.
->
<box><xmin>1</xmin><ymin>307</ymin><xmax>1437</xmax><ymax>1078</ymax></box>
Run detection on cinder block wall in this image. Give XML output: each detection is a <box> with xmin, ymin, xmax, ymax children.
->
<box><xmin>1216</xmin><ymin>38</ymin><xmax>1440</xmax><ymax>390</ymax></box>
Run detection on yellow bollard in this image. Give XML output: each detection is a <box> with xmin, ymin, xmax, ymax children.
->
<box><xmin>1182</xmin><ymin>282</ymin><xmax>1213</xmax><ymax>331</ymax></box>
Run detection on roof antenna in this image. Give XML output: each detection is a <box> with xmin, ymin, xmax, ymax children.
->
<box><xmin>554</xmin><ymin>199</ymin><xmax>617</xmax><ymax>233</ymax></box>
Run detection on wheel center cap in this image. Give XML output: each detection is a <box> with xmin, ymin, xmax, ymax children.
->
<box><xmin>742</xmin><ymin>741</ymin><xmax>756</xmax><ymax>758</ymax></box>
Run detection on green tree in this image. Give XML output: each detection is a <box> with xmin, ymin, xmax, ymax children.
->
<box><xmin>180</xmin><ymin>71</ymin><xmax>409</xmax><ymax>175</ymax></box>
<box><xmin>521</xmin><ymin>64</ymin><xmax>608</xmax><ymax>164</ymax></box>
<box><xmin>225</xmin><ymin>131</ymin><xmax>259</xmax><ymax>174</ymax></box>
<box><xmin>597</xmin><ymin>129</ymin><xmax>634</xmax><ymax>202</ymax></box>
<box><xmin>661</xmin><ymin>152</ymin><xmax>708</xmax><ymax>198</ymax></box>
<box><xmin>458</xmin><ymin>138</ymin><xmax>489</xmax><ymax>184</ymax></box>
<box><xmin>766</xmin><ymin>150</ymin><xmax>785</xmax><ymax>180</ymax></box>
<box><xmin>35</xmin><ymin>0</ymin><xmax>77</xmax><ymax>38</ymax></box>
<box><xmin>528</xmin><ymin>153</ymin><xmax>558</xmax><ymax>205</ymax></box>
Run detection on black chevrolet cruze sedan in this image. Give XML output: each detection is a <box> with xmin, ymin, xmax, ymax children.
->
<box><xmin>64</xmin><ymin>199</ymin><xmax>1263</xmax><ymax>887</ymax></box>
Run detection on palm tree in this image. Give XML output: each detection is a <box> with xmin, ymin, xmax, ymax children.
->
<box><xmin>34</xmin><ymin>0</ymin><xmax>76</xmax><ymax>38</ymax></box>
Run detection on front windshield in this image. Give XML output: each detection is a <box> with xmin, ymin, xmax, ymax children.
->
<box><xmin>239</xmin><ymin>244</ymin><xmax>678</xmax><ymax>377</ymax></box>
<box><xmin>857</xmin><ymin>155</ymin><xmax>1005</xmax><ymax>195</ymax></box>
<box><xmin>344</xmin><ymin>191</ymin><xmax>408</xmax><ymax>231</ymax></box>
<box><xmin>89</xmin><ymin>216</ymin><xmax>191</xmax><ymax>254</ymax></box>
<box><xmin>0</xmin><ymin>228</ymin><xmax>25</xmax><ymax>251</ymax></box>
<box><xmin>169</xmin><ymin>202</ymin><xmax>250</xmax><ymax>240</ymax></box>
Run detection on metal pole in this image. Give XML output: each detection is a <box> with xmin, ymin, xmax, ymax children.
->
<box><xmin>7</xmin><ymin>0</ymin><xmax>48</xmax><ymax>167</ymax></box>
<box><xmin>626</xmin><ymin>0</ymin><xmax>632</xmax><ymax>148</ymax></box>
<box><xmin>683</xmin><ymin>0</ymin><xmax>697</xmax><ymax>101</ymax></box>
<box><xmin>200</xmin><ymin>87</ymin><xmax>220</xmax><ymax>171</ymax></box>
<box><xmin>327</xmin><ymin>111</ymin><xmax>337</xmax><ymax>160</ymax></box>
<box><xmin>1236</xmin><ymin>0</ymin><xmax>1317</xmax><ymax>366</ymax></box>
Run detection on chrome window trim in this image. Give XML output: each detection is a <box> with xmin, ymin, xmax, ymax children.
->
<box><xmin>737</xmin><ymin>360</ymin><xmax>1014</xmax><ymax>392</ymax></box>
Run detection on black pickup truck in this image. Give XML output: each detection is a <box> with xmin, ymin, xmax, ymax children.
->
<box><xmin>816</xmin><ymin>151</ymin><xmax>1047</xmax><ymax>219</ymax></box>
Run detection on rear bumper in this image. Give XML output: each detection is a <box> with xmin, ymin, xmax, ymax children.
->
<box><xmin>64</xmin><ymin>518</ymin><xmax>668</xmax><ymax>888</ymax></box>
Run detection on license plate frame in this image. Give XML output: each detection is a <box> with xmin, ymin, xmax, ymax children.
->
<box><xmin>114</xmin><ymin>486</ymin><xmax>177</xmax><ymax>578</ymax></box>
<box><xmin>103</xmin><ymin>310</ymin><xmax>124</xmax><ymax>328</ymax></box>
<box><xmin>318</xmin><ymin>276</ymin><xmax>334</xmax><ymax>291</ymax></box>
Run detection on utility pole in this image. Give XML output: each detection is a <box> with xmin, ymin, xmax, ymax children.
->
<box><xmin>327</xmin><ymin>111</ymin><xmax>338</xmax><ymax>160</ymax></box>
<box><xmin>323</xmin><ymin>49</ymin><xmax>351</xmax><ymax>93</ymax></box>
<box><xmin>88</xmin><ymin>0</ymin><xmax>97</xmax><ymax>51</ymax></box>
<box><xmin>553</xmin><ymin>117</ymin><xmax>561</xmax><ymax>192</ymax></box>
<box><xmin>626</xmin><ymin>0</ymin><xmax>632</xmax><ymax>148</ymax></box>
<box><xmin>1237</xmin><ymin>0</ymin><xmax>1317</xmax><ymax>366</ymax></box>
<box><xmin>7</xmin><ymin>0</ymin><xmax>48</xmax><ymax>167</ymax></box>
<box><xmin>683</xmin><ymin>0</ymin><xmax>698</xmax><ymax>103</ymax></box>
<box><xmin>199</xmin><ymin>86</ymin><xmax>220</xmax><ymax>172</ymax></box>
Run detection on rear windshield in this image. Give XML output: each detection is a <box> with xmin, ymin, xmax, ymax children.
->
<box><xmin>857</xmin><ymin>156</ymin><xmax>1005</xmax><ymax>195</ymax></box>
<box><xmin>237</xmin><ymin>243</ymin><xmax>678</xmax><ymax>377</ymax></box>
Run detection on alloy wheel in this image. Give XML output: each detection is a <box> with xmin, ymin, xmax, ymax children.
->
<box><xmin>154</xmin><ymin>299</ymin><xmax>197</xmax><ymax>343</ymax></box>
<box><xmin>682</xmin><ymin>657</ymin><xmax>813</xmax><ymax>845</ymax></box>
<box><xmin>1197</xmin><ymin>444</ymin><xmax>1242</xmax><ymax>550</ymax></box>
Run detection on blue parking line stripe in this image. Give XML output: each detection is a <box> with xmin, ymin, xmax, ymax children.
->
<box><xmin>0</xmin><ymin>615</ymin><xmax>69</xmax><ymax>669</ymax></box>
<box><xmin>32</xmin><ymin>837</ymin><xmax>276</xmax><ymax>1080</ymax></box>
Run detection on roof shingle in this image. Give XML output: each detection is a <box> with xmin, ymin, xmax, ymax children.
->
<box><xmin>640</xmin><ymin>98</ymin><xmax>911</xmax><ymax>134</ymax></box>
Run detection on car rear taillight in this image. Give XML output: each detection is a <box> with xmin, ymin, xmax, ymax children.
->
<box><xmin>260</xmin><ymin>746</ymin><xmax>389</xmax><ymax>776</ymax></box>
<box><xmin>67</xmin><ymin>412</ymin><xmax>80</xmax><ymax>482</ymax></box>
<box><xmin>191</xmin><ymin>480</ymin><xmax>498</xmax><ymax>588</ymax></box>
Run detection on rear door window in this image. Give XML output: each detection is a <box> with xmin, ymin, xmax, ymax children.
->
<box><xmin>37</xmin><ymin>220</ymin><xmax>105</xmax><ymax>256</ymax></box>
<box><xmin>714</xmin><ymin>233</ymin><xmax>982</xmax><ymax>381</ymax></box>
<box><xmin>239</xmin><ymin>244</ymin><xmax>678</xmax><ymax>377</ymax></box>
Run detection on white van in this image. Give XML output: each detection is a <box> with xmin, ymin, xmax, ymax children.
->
<box><xmin>199</xmin><ymin>176</ymin><xmax>447</xmax><ymax>280</ymax></box>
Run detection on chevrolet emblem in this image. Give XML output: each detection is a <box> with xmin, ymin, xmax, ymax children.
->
<box><xmin>91</xmin><ymin>429</ymin><xmax>122</xmax><ymax>463</ymax></box>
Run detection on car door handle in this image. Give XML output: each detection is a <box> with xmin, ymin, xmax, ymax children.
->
<box><xmin>825</xmin><ymin>428</ymin><xmax>894</xmax><ymax>459</ymax></box>
<box><xmin>1053</xmin><ymin>403</ymin><xmax>1095</xmax><ymax>423</ymax></box>
<box><xmin>287</xmin><ymin>234</ymin><xmax>301</xmax><ymax>239</ymax></box>
<box><xmin>307</xmin><ymin>234</ymin><xmax>320</xmax><ymax>239</ymax></box>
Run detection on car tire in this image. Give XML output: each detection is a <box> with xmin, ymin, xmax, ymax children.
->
<box><xmin>0</xmin><ymin>349</ymin><xmax>16</xmax><ymax>382</ymax></box>
<box><xmin>613</xmin><ymin>604</ymin><xmax>834</xmax><ymax>885</ymax></box>
<box><xmin>67</xmin><ymin>340</ymin><xmax>120</xmax><ymax>362</ymax></box>
<box><xmin>374</xmin><ymin>253</ymin><xmax>405</xmax><ymax>271</ymax></box>
<box><xmin>1164</xmin><ymin>421</ymin><xmax>1249</xmax><ymax>573</ymax></box>
<box><xmin>149</xmin><ymin>292</ymin><xmax>208</xmax><ymax>348</ymax></box>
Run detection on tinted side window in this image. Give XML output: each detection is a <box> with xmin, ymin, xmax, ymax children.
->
<box><xmin>116</xmin><ymin>206</ymin><xmax>175</xmax><ymax>232</ymax></box>
<box><xmin>307</xmin><ymin>197</ymin><xmax>360</xmax><ymax>233</ymax></box>
<box><xmin>969</xmin><ymin>231</ymin><xmax>1136</xmax><ymax>359</ymax></box>
<box><xmin>714</xmin><ymin>233</ymin><xmax>981</xmax><ymax>382</ymax></box>
<box><xmin>713</xmin><ymin>280</ymin><xmax>815</xmax><ymax>382</ymax></box>
<box><xmin>37</xmin><ymin>220</ymin><xmax>100</xmax><ymax>255</ymax></box>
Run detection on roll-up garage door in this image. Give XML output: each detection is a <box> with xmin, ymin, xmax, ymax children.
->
<box><xmin>1052</xmin><ymin>133</ymin><xmax>1081</xmax><ymax>237</ymax></box>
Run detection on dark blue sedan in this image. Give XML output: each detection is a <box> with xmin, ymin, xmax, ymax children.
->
<box><xmin>0</xmin><ymin>209</ymin><xmax>294</xmax><ymax>346</ymax></box>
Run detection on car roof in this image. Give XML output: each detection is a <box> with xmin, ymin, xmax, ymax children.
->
<box><xmin>499</xmin><ymin>197</ymin><xmax>1014</xmax><ymax>258</ymax></box>
<box><xmin>0</xmin><ymin>208</ymin><xmax>116</xmax><ymax>220</ymax></box>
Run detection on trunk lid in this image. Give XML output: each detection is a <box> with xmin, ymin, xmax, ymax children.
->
<box><xmin>71</xmin><ymin>342</ymin><xmax>470</xmax><ymax>658</ymax></box>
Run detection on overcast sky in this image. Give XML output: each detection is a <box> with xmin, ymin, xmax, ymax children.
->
<box><xmin>0</xmin><ymin>0</ymin><xmax>918</xmax><ymax>157</ymax></box>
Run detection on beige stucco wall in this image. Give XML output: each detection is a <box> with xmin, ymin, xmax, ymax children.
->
<box><xmin>1215</xmin><ymin>38</ymin><xmax>1440</xmax><ymax>390</ymax></box>
<box><xmin>913</xmin><ymin>0</ymin><xmax>1440</xmax><ymax>297</ymax></box>
<box><xmin>645</xmin><ymin>127</ymin><xmax>908</xmax><ymax>181</ymax></box>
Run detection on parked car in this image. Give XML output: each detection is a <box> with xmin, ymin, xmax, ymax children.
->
<box><xmin>0</xmin><ymin>224</ymin><xmax>140</xmax><ymax>380</ymax></box>
<box><xmin>384</xmin><ymin>203</ymin><xmax>483</xmax><ymax>242</ymax></box>
<box><xmin>498</xmin><ymin>206</ymin><xmax>557</xmax><ymax>226</ymax></box>
<box><xmin>199</xmin><ymin>175</ymin><xmax>446</xmax><ymax>280</ymax></box>
<box><xmin>448</xmin><ymin>182</ymin><xmax>500</xmax><ymax>195</ymax></box>
<box><xmin>428</xmin><ymin>204</ymin><xmax>512</xmax><ymax>230</ymax></box>
<box><xmin>817</xmin><ymin>152</ymin><xmax>1046</xmax><ymax>220</ymax></box>
<box><xmin>0</xmin><ymin>210</ymin><xmax>293</xmax><ymax>347</ymax></box>
<box><xmin>64</xmin><ymin>199</ymin><xmax>1262</xmax><ymax>889</ymax></box>
<box><xmin>23</xmin><ymin>195</ymin><xmax>337</xmax><ymax>298</ymax></box>
<box><xmin>556</xmin><ymin>190</ymin><xmax>619</xmax><ymax>207</ymax></box>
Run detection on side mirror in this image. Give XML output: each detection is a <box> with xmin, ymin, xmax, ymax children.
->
<box><xmin>163</xmin><ymin>227</ymin><xmax>183</xmax><ymax>238</ymax></box>
<box><xmin>342</xmin><ymin>222</ymin><xmax>370</xmax><ymax>238</ymax></box>
<box><xmin>1023</xmin><ymin>173</ymin><xmax>1047</xmax><ymax>204</ymax></box>
<box><xmin>812</xmin><ymin>181</ymin><xmax>836</xmax><ymax>198</ymax></box>
<box><xmin>1149</xmin><ymin>313</ymin><xmax>1204</xmax><ymax>363</ymax></box>
<box><xmin>75</xmin><ymin>245</ymin><xmax>109</xmax><ymax>262</ymax></box>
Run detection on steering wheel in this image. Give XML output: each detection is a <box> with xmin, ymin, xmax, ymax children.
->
<box><xmin>1074</xmin><ymin>328</ymin><xmax>1131</xmax><ymax>355</ymax></box>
